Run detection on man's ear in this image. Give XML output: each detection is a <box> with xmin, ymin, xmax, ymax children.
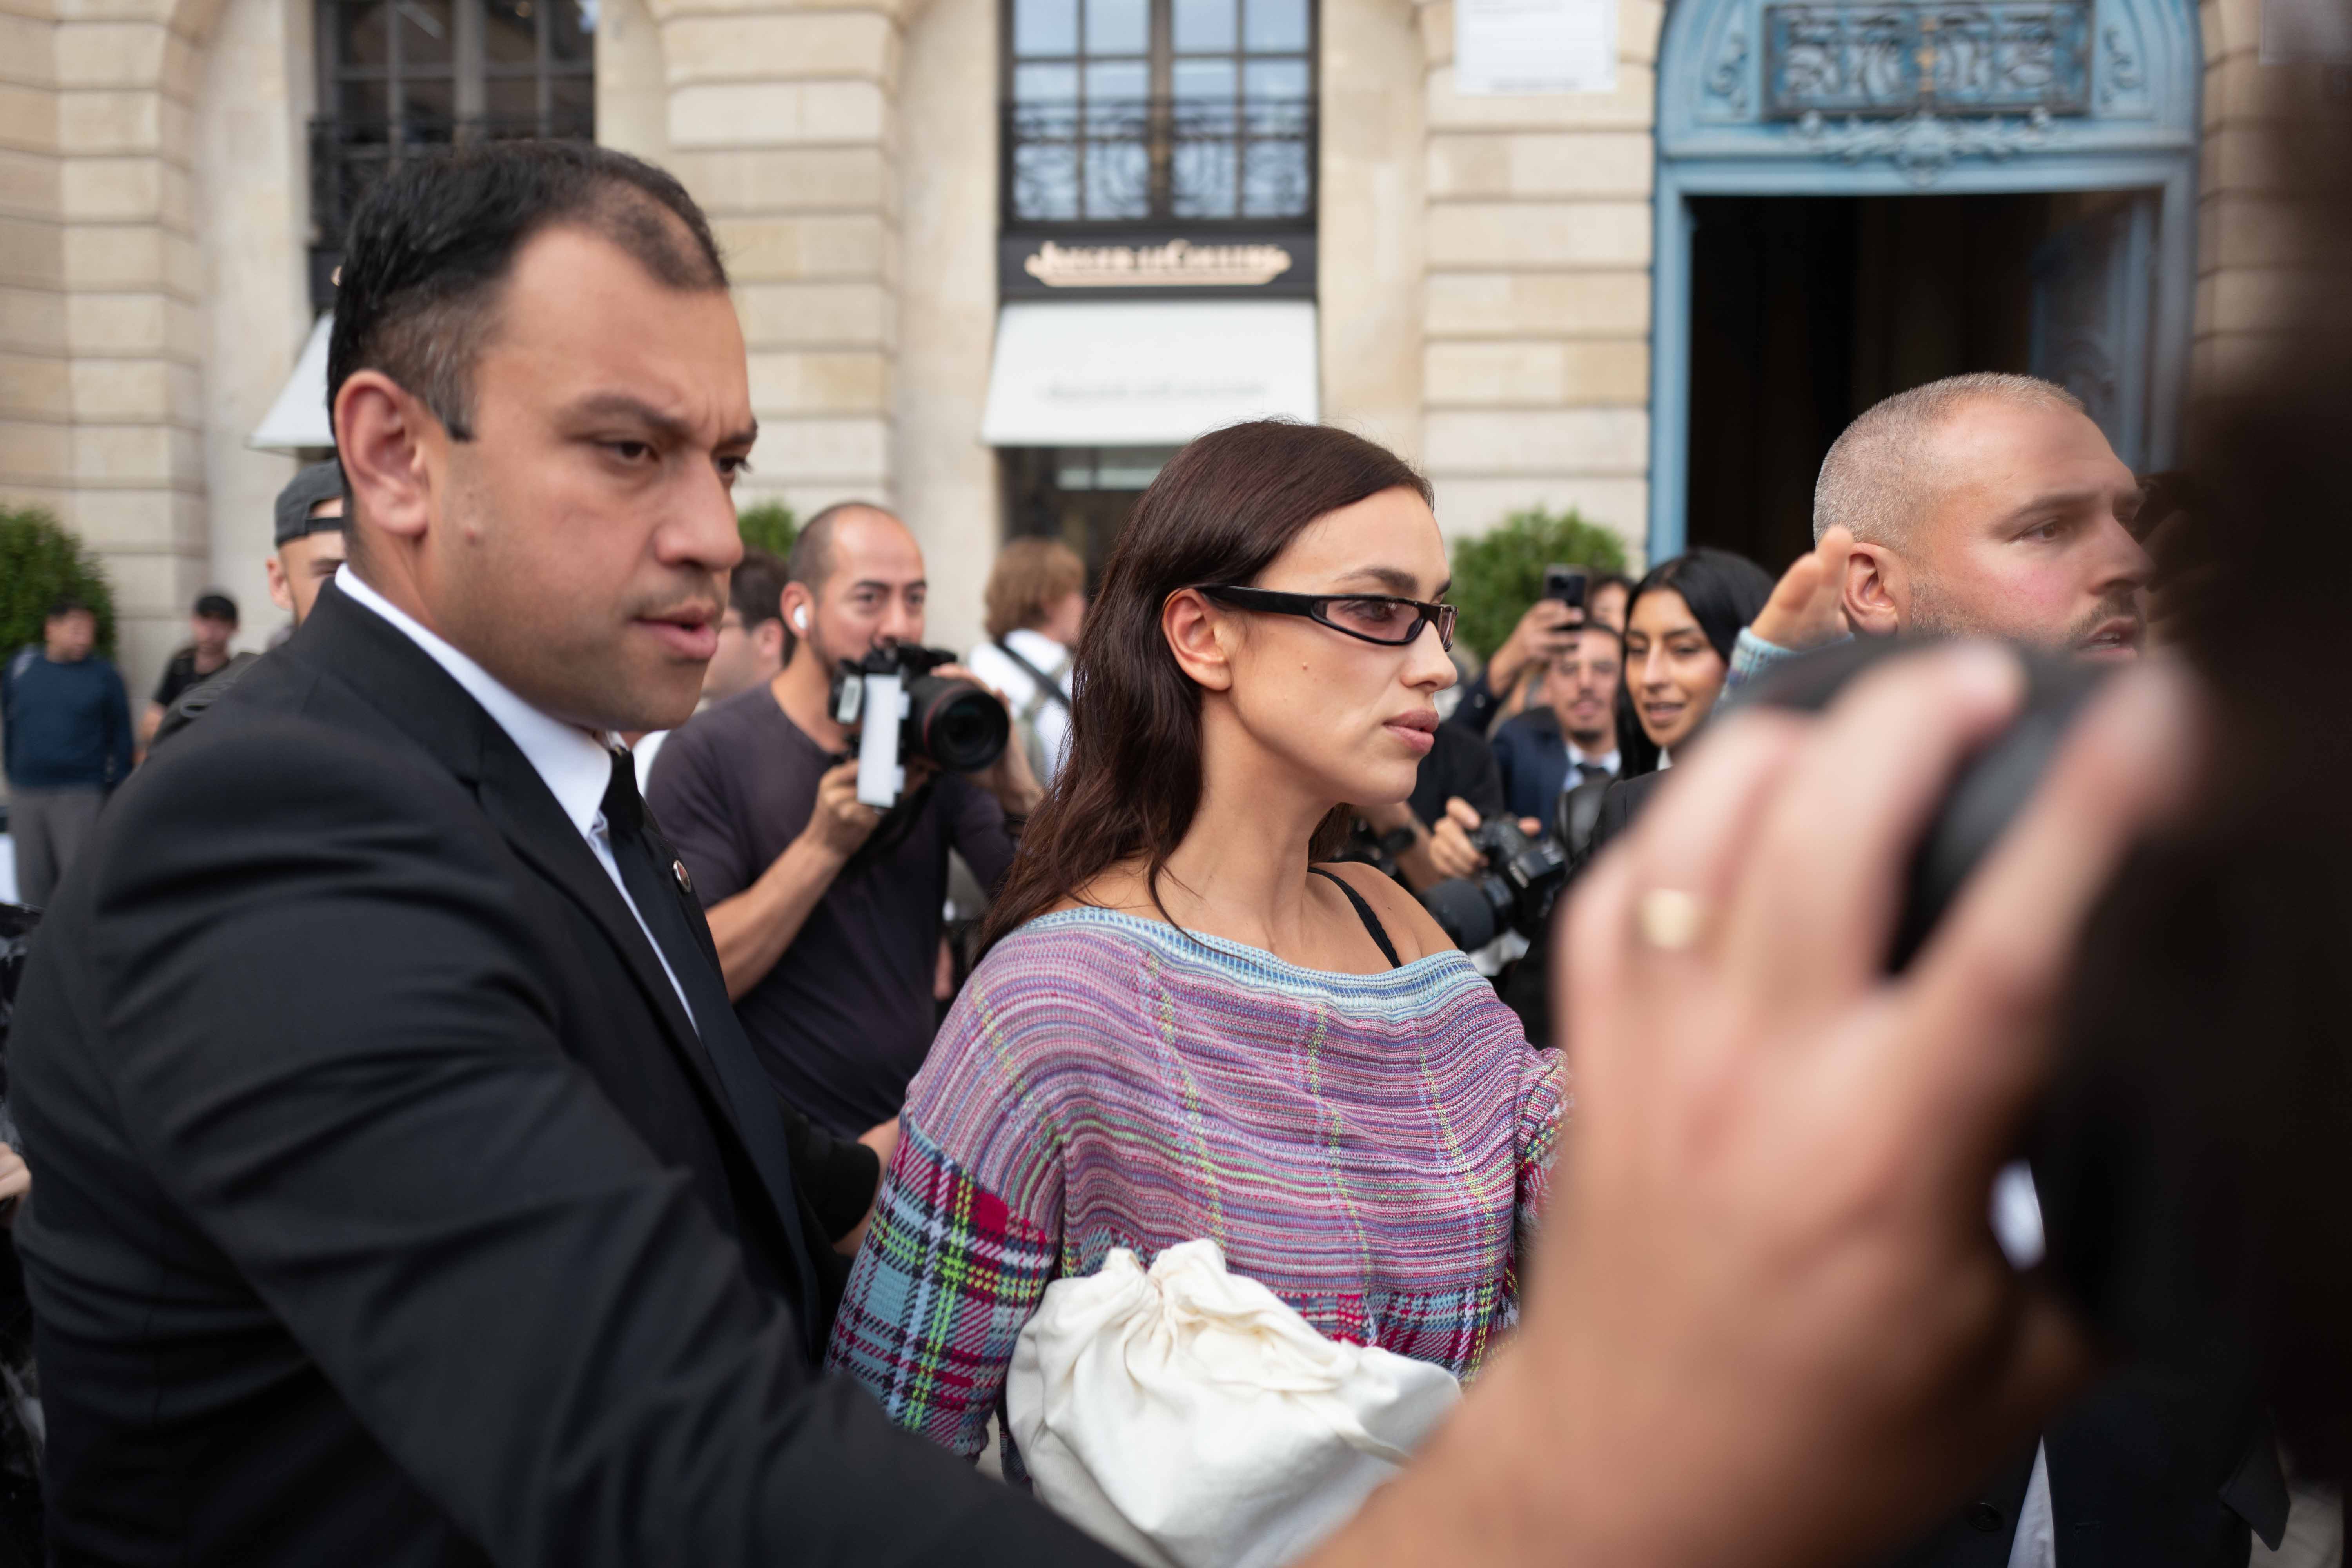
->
<box><xmin>779</xmin><ymin>582</ymin><xmax>815</xmax><ymax>654</ymax></box>
<box><xmin>334</xmin><ymin>371</ymin><xmax>442</xmax><ymax>554</ymax></box>
<box><xmin>265</xmin><ymin>556</ymin><xmax>294</xmax><ymax>615</ymax></box>
<box><xmin>1162</xmin><ymin>588</ymin><xmax>1234</xmax><ymax>693</ymax></box>
<box><xmin>1842</xmin><ymin>541</ymin><xmax>1907</xmax><ymax>637</ymax></box>
<box><xmin>755</xmin><ymin>618</ymin><xmax>788</xmax><ymax>664</ymax></box>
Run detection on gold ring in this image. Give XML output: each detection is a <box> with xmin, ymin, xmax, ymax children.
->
<box><xmin>1635</xmin><ymin>888</ymin><xmax>1707</xmax><ymax>952</ymax></box>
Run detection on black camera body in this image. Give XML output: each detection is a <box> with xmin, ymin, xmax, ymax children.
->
<box><xmin>828</xmin><ymin>645</ymin><xmax>1009</xmax><ymax>808</ymax></box>
<box><xmin>1422</xmin><ymin>816</ymin><xmax>1570</xmax><ymax>952</ymax></box>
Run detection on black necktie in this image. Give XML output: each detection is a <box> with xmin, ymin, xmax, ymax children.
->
<box><xmin>1575</xmin><ymin>761</ymin><xmax>1613</xmax><ymax>785</ymax></box>
<box><xmin>599</xmin><ymin>748</ymin><xmax>820</xmax><ymax>1346</ymax></box>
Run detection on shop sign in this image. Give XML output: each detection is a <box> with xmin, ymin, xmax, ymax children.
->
<box><xmin>1001</xmin><ymin>233</ymin><xmax>1318</xmax><ymax>300</ymax></box>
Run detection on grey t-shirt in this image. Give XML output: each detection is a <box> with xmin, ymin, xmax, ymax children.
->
<box><xmin>646</xmin><ymin>686</ymin><xmax>1017</xmax><ymax>1136</ymax></box>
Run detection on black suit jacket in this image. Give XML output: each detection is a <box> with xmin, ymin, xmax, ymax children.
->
<box><xmin>9</xmin><ymin>584</ymin><xmax>1113</xmax><ymax>1566</ymax></box>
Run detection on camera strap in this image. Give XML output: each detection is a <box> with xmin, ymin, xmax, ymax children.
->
<box><xmin>992</xmin><ymin>638</ymin><xmax>1071</xmax><ymax>713</ymax></box>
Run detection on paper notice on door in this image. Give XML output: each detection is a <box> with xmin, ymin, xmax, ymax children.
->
<box><xmin>1455</xmin><ymin>0</ymin><xmax>1618</xmax><ymax>94</ymax></box>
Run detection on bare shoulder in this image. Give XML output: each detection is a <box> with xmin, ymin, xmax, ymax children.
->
<box><xmin>1313</xmin><ymin>860</ymin><xmax>1454</xmax><ymax>965</ymax></box>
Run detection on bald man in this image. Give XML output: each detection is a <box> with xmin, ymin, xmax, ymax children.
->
<box><xmin>1727</xmin><ymin>376</ymin><xmax>2277</xmax><ymax>1568</ymax></box>
<box><xmin>1735</xmin><ymin>373</ymin><xmax>2155</xmax><ymax>685</ymax></box>
<box><xmin>645</xmin><ymin>501</ymin><xmax>1042</xmax><ymax>1138</ymax></box>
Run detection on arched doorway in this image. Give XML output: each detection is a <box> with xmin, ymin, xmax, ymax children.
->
<box><xmin>1647</xmin><ymin>0</ymin><xmax>2203</xmax><ymax>567</ymax></box>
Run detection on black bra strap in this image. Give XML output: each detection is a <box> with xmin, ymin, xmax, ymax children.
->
<box><xmin>1308</xmin><ymin>867</ymin><xmax>1403</xmax><ymax>970</ymax></box>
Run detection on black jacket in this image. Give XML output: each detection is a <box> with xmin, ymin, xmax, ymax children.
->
<box><xmin>8</xmin><ymin>584</ymin><xmax>1112</xmax><ymax>1567</ymax></box>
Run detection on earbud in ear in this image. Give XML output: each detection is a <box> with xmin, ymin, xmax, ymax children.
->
<box><xmin>793</xmin><ymin>607</ymin><xmax>809</xmax><ymax>631</ymax></box>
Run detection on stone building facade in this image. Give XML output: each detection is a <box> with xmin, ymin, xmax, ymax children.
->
<box><xmin>0</xmin><ymin>0</ymin><xmax>2335</xmax><ymax>688</ymax></box>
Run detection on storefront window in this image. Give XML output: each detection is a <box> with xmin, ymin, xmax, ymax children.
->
<box><xmin>308</xmin><ymin>0</ymin><xmax>596</xmax><ymax>305</ymax></box>
<box><xmin>1004</xmin><ymin>446</ymin><xmax>1181</xmax><ymax>576</ymax></box>
<box><xmin>1003</xmin><ymin>0</ymin><xmax>1316</xmax><ymax>226</ymax></box>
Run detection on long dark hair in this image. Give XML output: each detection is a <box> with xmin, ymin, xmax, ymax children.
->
<box><xmin>980</xmin><ymin>421</ymin><xmax>1433</xmax><ymax>953</ymax></box>
<box><xmin>1616</xmin><ymin>546</ymin><xmax>1774</xmax><ymax>775</ymax></box>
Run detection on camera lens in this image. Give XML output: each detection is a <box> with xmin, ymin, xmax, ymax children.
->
<box><xmin>908</xmin><ymin>677</ymin><xmax>1010</xmax><ymax>772</ymax></box>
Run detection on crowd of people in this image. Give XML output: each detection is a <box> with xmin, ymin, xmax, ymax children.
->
<box><xmin>0</xmin><ymin>132</ymin><xmax>2342</xmax><ymax>1568</ymax></box>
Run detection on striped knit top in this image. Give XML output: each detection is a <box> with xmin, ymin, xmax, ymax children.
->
<box><xmin>824</xmin><ymin>905</ymin><xmax>1566</xmax><ymax>1465</ymax></box>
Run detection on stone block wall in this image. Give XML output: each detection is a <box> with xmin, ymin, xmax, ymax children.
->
<box><xmin>2191</xmin><ymin>0</ymin><xmax>2350</xmax><ymax>407</ymax></box>
<box><xmin>47</xmin><ymin>0</ymin><xmax>219</xmax><ymax>684</ymax></box>
<box><xmin>1411</xmin><ymin>0</ymin><xmax>1660</xmax><ymax>564</ymax></box>
<box><xmin>0</xmin><ymin>0</ymin><xmax>69</xmax><ymax>547</ymax></box>
<box><xmin>646</xmin><ymin>0</ymin><xmax>903</xmax><ymax>525</ymax></box>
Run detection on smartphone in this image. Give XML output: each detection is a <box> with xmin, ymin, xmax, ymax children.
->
<box><xmin>1543</xmin><ymin>565</ymin><xmax>1589</xmax><ymax>609</ymax></box>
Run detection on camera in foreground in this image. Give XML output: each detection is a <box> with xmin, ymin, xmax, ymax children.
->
<box><xmin>1421</xmin><ymin>817</ymin><xmax>1569</xmax><ymax>952</ymax></box>
<box><xmin>830</xmin><ymin>646</ymin><xmax>1009</xmax><ymax>808</ymax></box>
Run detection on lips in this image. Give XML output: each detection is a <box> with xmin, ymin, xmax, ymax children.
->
<box><xmin>1383</xmin><ymin>709</ymin><xmax>1438</xmax><ymax>754</ymax></box>
<box><xmin>2074</xmin><ymin>618</ymin><xmax>2144</xmax><ymax>659</ymax></box>
<box><xmin>639</xmin><ymin>606</ymin><xmax>720</xmax><ymax>661</ymax></box>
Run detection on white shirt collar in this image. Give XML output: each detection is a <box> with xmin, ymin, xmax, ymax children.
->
<box><xmin>334</xmin><ymin>566</ymin><xmax>618</xmax><ymax>841</ymax></box>
<box><xmin>1566</xmin><ymin>741</ymin><xmax>1621</xmax><ymax>774</ymax></box>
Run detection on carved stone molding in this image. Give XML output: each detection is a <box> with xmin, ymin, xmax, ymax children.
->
<box><xmin>1791</xmin><ymin>103</ymin><xmax>2053</xmax><ymax>181</ymax></box>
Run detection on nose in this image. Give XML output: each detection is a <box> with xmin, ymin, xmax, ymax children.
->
<box><xmin>880</xmin><ymin>596</ymin><xmax>924</xmax><ymax>648</ymax></box>
<box><xmin>2090</xmin><ymin>510</ymin><xmax>2156</xmax><ymax>596</ymax></box>
<box><xmin>1405</xmin><ymin>616</ymin><xmax>1458</xmax><ymax>691</ymax></box>
<box><xmin>664</xmin><ymin>463</ymin><xmax>744</xmax><ymax>577</ymax></box>
<box><xmin>1640</xmin><ymin>644</ymin><xmax>1673</xmax><ymax>691</ymax></box>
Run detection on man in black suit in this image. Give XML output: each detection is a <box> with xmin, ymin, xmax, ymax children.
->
<box><xmin>7</xmin><ymin>140</ymin><xmax>1102</xmax><ymax>1567</ymax></box>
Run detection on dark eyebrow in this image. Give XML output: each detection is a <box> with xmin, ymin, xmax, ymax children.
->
<box><xmin>848</xmin><ymin>578</ymin><xmax>926</xmax><ymax>594</ymax></box>
<box><xmin>1332</xmin><ymin>566</ymin><xmax>1448</xmax><ymax>597</ymax></box>
<box><xmin>1993</xmin><ymin>488</ymin><xmax>2109</xmax><ymax>528</ymax></box>
<box><xmin>564</xmin><ymin>393</ymin><xmax>758</xmax><ymax>452</ymax></box>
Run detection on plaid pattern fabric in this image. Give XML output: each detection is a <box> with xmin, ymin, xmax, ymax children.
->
<box><xmin>827</xmin><ymin>1123</ymin><xmax>1057</xmax><ymax>1456</ymax></box>
<box><xmin>824</xmin><ymin>908</ymin><xmax>1564</xmax><ymax>1462</ymax></box>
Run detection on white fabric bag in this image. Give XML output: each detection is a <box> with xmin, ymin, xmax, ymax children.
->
<box><xmin>1005</xmin><ymin>1239</ymin><xmax>1461</xmax><ymax>1568</ymax></box>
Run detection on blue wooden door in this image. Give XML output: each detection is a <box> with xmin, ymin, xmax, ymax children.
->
<box><xmin>2029</xmin><ymin>194</ymin><xmax>2159</xmax><ymax>469</ymax></box>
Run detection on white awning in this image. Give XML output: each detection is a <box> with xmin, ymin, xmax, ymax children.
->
<box><xmin>249</xmin><ymin>312</ymin><xmax>336</xmax><ymax>452</ymax></box>
<box><xmin>979</xmin><ymin>299</ymin><xmax>1318</xmax><ymax>447</ymax></box>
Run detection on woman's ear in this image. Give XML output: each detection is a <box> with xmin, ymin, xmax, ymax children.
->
<box><xmin>1162</xmin><ymin>588</ymin><xmax>1234</xmax><ymax>692</ymax></box>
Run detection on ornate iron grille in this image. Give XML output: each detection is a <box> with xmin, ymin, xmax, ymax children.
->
<box><xmin>1003</xmin><ymin>96</ymin><xmax>1315</xmax><ymax>226</ymax></box>
<box><xmin>1762</xmin><ymin>2</ymin><xmax>2092</xmax><ymax>118</ymax></box>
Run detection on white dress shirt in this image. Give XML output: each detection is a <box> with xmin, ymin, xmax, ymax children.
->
<box><xmin>334</xmin><ymin>566</ymin><xmax>698</xmax><ymax>1029</ymax></box>
<box><xmin>2008</xmin><ymin>1444</ymin><xmax>2056</xmax><ymax>1568</ymax></box>
<box><xmin>1566</xmin><ymin>742</ymin><xmax>1621</xmax><ymax>779</ymax></box>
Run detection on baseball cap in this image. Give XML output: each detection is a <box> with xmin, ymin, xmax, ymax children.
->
<box><xmin>274</xmin><ymin>460</ymin><xmax>348</xmax><ymax>547</ymax></box>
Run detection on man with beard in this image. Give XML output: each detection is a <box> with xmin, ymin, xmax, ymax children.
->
<box><xmin>645</xmin><ymin>502</ymin><xmax>1042</xmax><ymax>1138</ymax></box>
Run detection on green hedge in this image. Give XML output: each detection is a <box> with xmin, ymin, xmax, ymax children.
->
<box><xmin>0</xmin><ymin>507</ymin><xmax>117</xmax><ymax>661</ymax></box>
<box><xmin>736</xmin><ymin>500</ymin><xmax>798</xmax><ymax>560</ymax></box>
<box><xmin>1449</xmin><ymin>506</ymin><xmax>1629</xmax><ymax>662</ymax></box>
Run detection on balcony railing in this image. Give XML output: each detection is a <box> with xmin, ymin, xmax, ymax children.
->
<box><xmin>307</xmin><ymin>113</ymin><xmax>594</xmax><ymax>304</ymax></box>
<box><xmin>1002</xmin><ymin>97</ymin><xmax>1316</xmax><ymax>229</ymax></box>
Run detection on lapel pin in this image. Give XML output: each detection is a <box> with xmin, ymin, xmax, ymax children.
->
<box><xmin>673</xmin><ymin>859</ymin><xmax>693</xmax><ymax>895</ymax></box>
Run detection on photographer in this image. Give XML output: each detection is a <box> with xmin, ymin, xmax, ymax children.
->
<box><xmin>647</xmin><ymin>502</ymin><xmax>1042</xmax><ymax>1137</ymax></box>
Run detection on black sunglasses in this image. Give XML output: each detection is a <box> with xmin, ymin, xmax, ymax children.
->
<box><xmin>1197</xmin><ymin>585</ymin><xmax>1457</xmax><ymax>652</ymax></box>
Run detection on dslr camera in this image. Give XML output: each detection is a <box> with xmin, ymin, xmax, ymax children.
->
<box><xmin>829</xmin><ymin>646</ymin><xmax>1009</xmax><ymax>808</ymax></box>
<box><xmin>1421</xmin><ymin>816</ymin><xmax>1569</xmax><ymax>952</ymax></box>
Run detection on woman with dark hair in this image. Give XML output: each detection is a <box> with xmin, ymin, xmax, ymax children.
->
<box><xmin>826</xmin><ymin>421</ymin><xmax>1562</xmax><ymax>1474</ymax></box>
<box><xmin>1612</xmin><ymin>547</ymin><xmax>1776</xmax><ymax>777</ymax></box>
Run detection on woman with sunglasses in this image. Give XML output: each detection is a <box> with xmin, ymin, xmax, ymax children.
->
<box><xmin>827</xmin><ymin>422</ymin><xmax>1562</xmax><ymax>1478</ymax></box>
